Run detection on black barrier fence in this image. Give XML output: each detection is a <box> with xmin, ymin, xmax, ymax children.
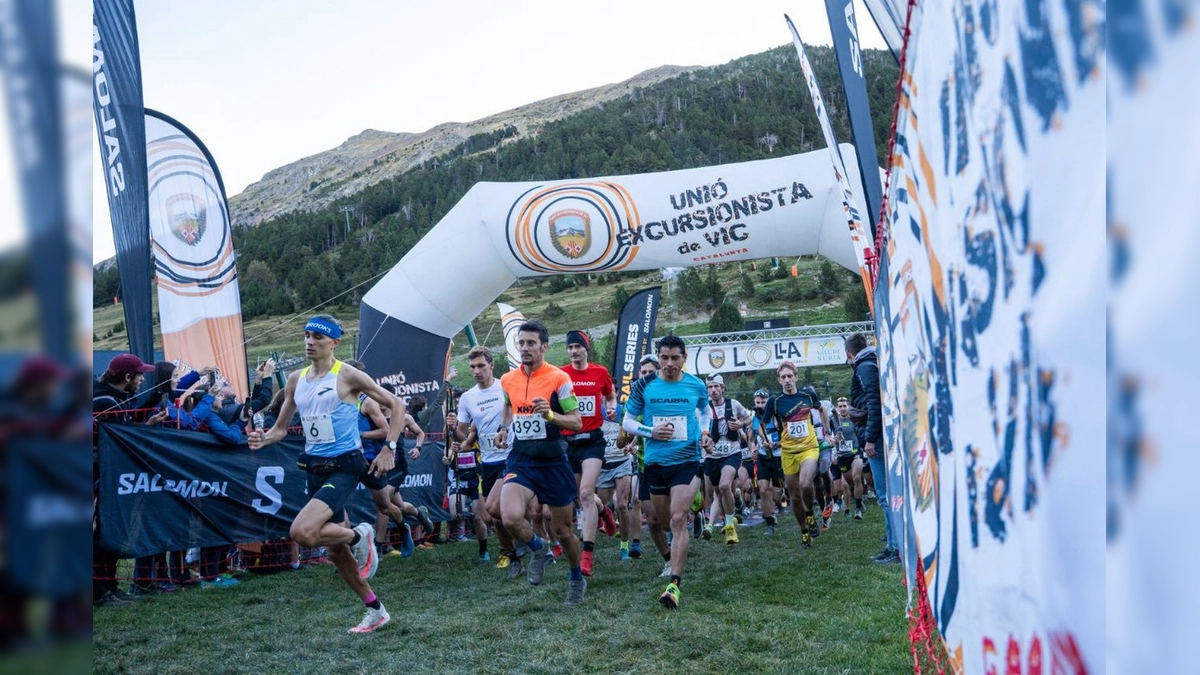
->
<box><xmin>95</xmin><ymin>423</ymin><xmax>449</xmax><ymax>563</ymax></box>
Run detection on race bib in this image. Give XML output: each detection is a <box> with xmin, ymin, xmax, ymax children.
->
<box><xmin>657</xmin><ymin>415</ymin><xmax>688</xmax><ymax>441</ymax></box>
<box><xmin>513</xmin><ymin>415</ymin><xmax>548</xmax><ymax>441</ymax></box>
<box><xmin>456</xmin><ymin>452</ymin><xmax>477</xmax><ymax>470</ymax></box>
<box><xmin>577</xmin><ymin>396</ymin><xmax>598</xmax><ymax>418</ymax></box>
<box><xmin>786</xmin><ymin>420</ymin><xmax>810</xmax><ymax>438</ymax></box>
<box><xmin>478</xmin><ymin>433</ymin><xmax>497</xmax><ymax>454</ymax></box>
<box><xmin>712</xmin><ymin>440</ymin><xmax>739</xmax><ymax>456</ymax></box>
<box><xmin>302</xmin><ymin>414</ymin><xmax>335</xmax><ymax>444</ymax></box>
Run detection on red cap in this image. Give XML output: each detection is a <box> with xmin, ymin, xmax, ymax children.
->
<box><xmin>16</xmin><ymin>355</ymin><xmax>70</xmax><ymax>385</ymax></box>
<box><xmin>106</xmin><ymin>353</ymin><xmax>155</xmax><ymax>378</ymax></box>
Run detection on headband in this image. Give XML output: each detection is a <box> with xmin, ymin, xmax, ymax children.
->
<box><xmin>305</xmin><ymin>316</ymin><xmax>342</xmax><ymax>339</ymax></box>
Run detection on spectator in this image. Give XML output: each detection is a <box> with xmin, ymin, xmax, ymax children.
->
<box><xmin>93</xmin><ymin>354</ymin><xmax>158</xmax><ymax>607</ymax></box>
<box><xmin>846</xmin><ymin>333</ymin><xmax>898</xmax><ymax>565</ymax></box>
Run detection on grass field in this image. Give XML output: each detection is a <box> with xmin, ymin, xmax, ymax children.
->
<box><xmin>93</xmin><ymin>508</ymin><xmax>911</xmax><ymax>674</ymax></box>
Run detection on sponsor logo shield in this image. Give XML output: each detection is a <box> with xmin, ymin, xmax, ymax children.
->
<box><xmin>549</xmin><ymin>209</ymin><xmax>590</xmax><ymax>259</ymax></box>
<box><xmin>167</xmin><ymin>193</ymin><xmax>206</xmax><ymax>246</ymax></box>
<box><xmin>708</xmin><ymin>349</ymin><xmax>726</xmax><ymax>369</ymax></box>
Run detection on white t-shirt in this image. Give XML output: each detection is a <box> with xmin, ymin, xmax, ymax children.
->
<box><xmin>601</xmin><ymin>419</ymin><xmax>625</xmax><ymax>463</ymax></box>
<box><xmin>456</xmin><ymin>380</ymin><xmax>509</xmax><ymax>464</ymax></box>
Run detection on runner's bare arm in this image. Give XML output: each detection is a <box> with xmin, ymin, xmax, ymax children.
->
<box><xmin>341</xmin><ymin>365</ymin><xmax>401</xmax><ymax>473</ymax></box>
<box><xmin>404</xmin><ymin>413</ymin><xmax>424</xmax><ymax>460</ymax></box>
<box><xmin>361</xmin><ymin>397</ymin><xmax>390</xmax><ymax>441</ymax></box>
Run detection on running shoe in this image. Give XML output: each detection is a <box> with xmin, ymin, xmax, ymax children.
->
<box><xmin>821</xmin><ymin>516</ymin><xmax>831</xmax><ymax>531</ymax></box>
<box><xmin>873</xmin><ymin>549</ymin><xmax>901</xmax><ymax>565</ymax></box>
<box><xmin>659</xmin><ymin>562</ymin><xmax>673</xmax><ymax>578</ymax></box>
<box><xmin>551</xmin><ymin>542</ymin><xmax>564</xmax><ymax>558</ymax></box>
<box><xmin>765</xmin><ymin>523</ymin><xmax>776</xmax><ymax>537</ymax></box>
<box><xmin>507</xmin><ymin>555</ymin><xmax>525</xmax><ymax>580</ymax></box>
<box><xmin>801</xmin><ymin>532</ymin><xmax>812</xmax><ymax>548</ymax></box>
<box><xmin>619</xmin><ymin>548</ymin><xmax>631</xmax><ymax>562</ymax></box>
<box><xmin>629</xmin><ymin>541</ymin><xmax>643</xmax><ymax>559</ymax></box>
<box><xmin>659</xmin><ymin>582</ymin><xmax>681</xmax><ymax>610</ymax></box>
<box><xmin>348</xmin><ymin>604</ymin><xmax>390</xmax><ymax>634</ymax></box>
<box><xmin>199</xmin><ymin>576</ymin><xmax>240</xmax><ymax>589</ymax></box>
<box><xmin>723</xmin><ymin>523</ymin><xmax>739</xmax><ymax>546</ymax></box>
<box><xmin>479</xmin><ymin>551</ymin><xmax>491</xmax><ymax>563</ymax></box>
<box><xmin>495</xmin><ymin>553</ymin><xmax>511</xmax><ymax>569</ymax></box>
<box><xmin>822</xmin><ymin>502</ymin><xmax>834</xmax><ymax>520</ymax></box>
<box><xmin>400</xmin><ymin>524</ymin><xmax>415</xmax><ymax>557</ymax></box>
<box><xmin>565</xmin><ymin>577</ymin><xmax>587</xmax><ymax>606</ymax></box>
<box><xmin>845</xmin><ymin>505</ymin><xmax>853</xmax><ymax>518</ymax></box>
<box><xmin>417</xmin><ymin>505</ymin><xmax>435</xmax><ymax>533</ymax></box>
<box><xmin>580</xmin><ymin>550</ymin><xmax>594</xmax><ymax>577</ymax></box>
<box><xmin>701</xmin><ymin>525</ymin><xmax>713</xmax><ymax>541</ymax></box>
<box><xmin>352</xmin><ymin>523</ymin><xmax>378</xmax><ymax>579</ymax></box>
<box><xmin>806</xmin><ymin>515</ymin><xmax>820</xmax><ymax>540</ymax></box>
<box><xmin>599</xmin><ymin>505</ymin><xmax>618</xmax><ymax>537</ymax></box>
<box><xmin>528</xmin><ymin>547</ymin><xmax>548</xmax><ymax>585</ymax></box>
<box><xmin>832</xmin><ymin>501</ymin><xmax>841</xmax><ymax>514</ymax></box>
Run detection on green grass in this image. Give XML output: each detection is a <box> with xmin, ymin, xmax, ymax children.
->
<box><xmin>94</xmin><ymin>508</ymin><xmax>910</xmax><ymax>674</ymax></box>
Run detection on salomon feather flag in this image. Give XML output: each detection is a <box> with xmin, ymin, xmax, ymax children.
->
<box><xmin>92</xmin><ymin>0</ymin><xmax>154</xmax><ymax>363</ymax></box>
<box><xmin>145</xmin><ymin>110</ymin><xmax>249</xmax><ymax>398</ymax></box>
<box><xmin>612</xmin><ymin>287</ymin><xmax>660</xmax><ymax>404</ymax></box>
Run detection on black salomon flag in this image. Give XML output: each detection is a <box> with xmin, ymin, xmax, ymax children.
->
<box><xmin>97</xmin><ymin>424</ymin><xmax>449</xmax><ymax>558</ymax></box>
<box><xmin>92</xmin><ymin>0</ymin><xmax>154</xmax><ymax>363</ymax></box>
<box><xmin>825</xmin><ymin>0</ymin><xmax>884</xmax><ymax>236</ymax></box>
<box><xmin>612</xmin><ymin>287</ymin><xmax>661</xmax><ymax>405</ymax></box>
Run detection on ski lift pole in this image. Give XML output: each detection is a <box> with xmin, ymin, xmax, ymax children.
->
<box><xmin>464</xmin><ymin>324</ymin><xmax>478</xmax><ymax>347</ymax></box>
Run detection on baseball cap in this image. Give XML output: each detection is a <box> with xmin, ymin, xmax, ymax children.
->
<box><xmin>106</xmin><ymin>353</ymin><xmax>154</xmax><ymax>378</ymax></box>
<box><xmin>706</xmin><ymin>374</ymin><xmax>724</xmax><ymax>386</ymax></box>
<box><xmin>16</xmin><ymin>355</ymin><xmax>70</xmax><ymax>385</ymax></box>
<box><xmin>753</xmin><ymin>388</ymin><xmax>770</xmax><ymax>398</ymax></box>
<box><xmin>638</xmin><ymin>354</ymin><xmax>659</xmax><ymax>365</ymax></box>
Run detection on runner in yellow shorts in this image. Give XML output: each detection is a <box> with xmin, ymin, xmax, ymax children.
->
<box><xmin>761</xmin><ymin>361</ymin><xmax>829</xmax><ymax>548</ymax></box>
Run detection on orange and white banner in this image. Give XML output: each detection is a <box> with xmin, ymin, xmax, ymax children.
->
<box><xmin>145</xmin><ymin>110</ymin><xmax>248</xmax><ymax>398</ymax></box>
<box><xmin>496</xmin><ymin>302</ymin><xmax>526</xmax><ymax>370</ymax></box>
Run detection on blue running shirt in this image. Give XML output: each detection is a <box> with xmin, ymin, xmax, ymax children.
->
<box><xmin>622</xmin><ymin>372</ymin><xmax>709</xmax><ymax>466</ymax></box>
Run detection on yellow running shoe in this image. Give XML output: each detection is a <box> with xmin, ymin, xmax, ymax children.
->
<box><xmin>659</xmin><ymin>582</ymin><xmax>680</xmax><ymax>610</ymax></box>
<box><xmin>495</xmin><ymin>553</ymin><xmax>511</xmax><ymax>570</ymax></box>
<box><xmin>723</xmin><ymin>523</ymin><xmax>739</xmax><ymax>546</ymax></box>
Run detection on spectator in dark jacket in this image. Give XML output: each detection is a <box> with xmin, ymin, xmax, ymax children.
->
<box><xmin>847</xmin><ymin>332</ymin><xmax>898</xmax><ymax>564</ymax></box>
<box><xmin>93</xmin><ymin>354</ymin><xmax>159</xmax><ymax>607</ymax></box>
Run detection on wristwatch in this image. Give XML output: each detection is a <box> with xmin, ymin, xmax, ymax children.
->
<box><xmin>387</xmin><ymin>440</ymin><xmax>398</xmax><ymax>451</ymax></box>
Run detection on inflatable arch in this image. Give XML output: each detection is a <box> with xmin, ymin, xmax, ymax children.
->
<box><xmin>356</xmin><ymin>145</ymin><xmax>872</xmax><ymax>402</ymax></box>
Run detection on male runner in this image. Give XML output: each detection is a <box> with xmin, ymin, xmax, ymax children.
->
<box><xmin>622</xmin><ymin>335</ymin><xmax>712</xmax><ymax>609</ymax></box>
<box><xmin>700</xmin><ymin>374</ymin><xmax>752</xmax><ymax>546</ymax></box>
<box><xmin>595</xmin><ymin>414</ymin><xmax>636</xmax><ymax>560</ymax></box>
<box><xmin>493</xmin><ymin>321</ymin><xmax>588</xmax><ymax>606</ymax></box>
<box><xmin>761</xmin><ymin>361</ymin><xmax>829</xmax><ymax>548</ymax></box>
<box><xmin>248</xmin><ymin>315</ymin><xmax>405</xmax><ymax>633</ymax></box>
<box><xmin>752</xmin><ymin>388</ymin><xmax>784</xmax><ymax>536</ymax></box>
<box><xmin>345</xmin><ymin>359</ymin><xmax>423</xmax><ymax>558</ymax></box>
<box><xmin>623</xmin><ymin>354</ymin><xmax>672</xmax><ymax>575</ymax></box>
<box><xmin>559</xmin><ymin>330</ymin><xmax>618</xmax><ymax>577</ymax></box>
<box><xmin>835</xmin><ymin>396</ymin><xmax>865</xmax><ymax>519</ymax></box>
<box><xmin>454</xmin><ymin>347</ymin><xmax>519</xmax><ymax>572</ymax></box>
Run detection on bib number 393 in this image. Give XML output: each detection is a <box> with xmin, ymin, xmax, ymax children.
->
<box><xmin>302</xmin><ymin>414</ymin><xmax>335</xmax><ymax>444</ymax></box>
<box><xmin>513</xmin><ymin>415</ymin><xmax>548</xmax><ymax>441</ymax></box>
<box><xmin>786</xmin><ymin>420</ymin><xmax>810</xmax><ymax>438</ymax></box>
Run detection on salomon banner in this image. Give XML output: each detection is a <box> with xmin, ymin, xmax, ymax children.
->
<box><xmin>145</xmin><ymin>109</ymin><xmax>249</xmax><ymax>399</ymax></box>
<box><xmin>0</xmin><ymin>0</ymin><xmax>71</xmax><ymax>361</ymax></box>
<box><xmin>96</xmin><ymin>423</ymin><xmax>448</xmax><ymax>558</ymax></box>
<box><xmin>92</xmin><ymin>0</ymin><xmax>154</xmax><ymax>363</ymax></box>
<box><xmin>612</xmin><ymin>287</ymin><xmax>660</xmax><ymax>404</ymax></box>
<box><xmin>825</xmin><ymin>0</ymin><xmax>884</xmax><ymax>235</ymax></box>
<box><xmin>6</xmin><ymin>438</ymin><xmax>93</xmax><ymax>597</ymax></box>
<box><xmin>876</xmin><ymin>0</ymin><xmax>1104</xmax><ymax>670</ymax></box>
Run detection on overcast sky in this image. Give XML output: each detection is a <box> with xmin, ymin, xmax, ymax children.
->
<box><xmin>0</xmin><ymin>1</ymin><xmax>888</xmax><ymax>262</ymax></box>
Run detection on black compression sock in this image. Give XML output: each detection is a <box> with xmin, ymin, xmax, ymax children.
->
<box><xmin>349</xmin><ymin>531</ymin><xmax>362</xmax><ymax>547</ymax></box>
<box><xmin>670</xmin><ymin>575</ymin><xmax>681</xmax><ymax>587</ymax></box>
<box><xmin>479</xmin><ymin>540</ymin><xmax>488</xmax><ymax>555</ymax></box>
<box><xmin>583</xmin><ymin>540</ymin><xmax>595</xmax><ymax>553</ymax></box>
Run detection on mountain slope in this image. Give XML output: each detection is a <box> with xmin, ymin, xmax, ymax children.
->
<box><xmin>228</xmin><ymin>65</ymin><xmax>696</xmax><ymax>226</ymax></box>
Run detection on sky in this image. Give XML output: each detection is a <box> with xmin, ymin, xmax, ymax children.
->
<box><xmin>1</xmin><ymin>0</ymin><xmax>888</xmax><ymax>263</ymax></box>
